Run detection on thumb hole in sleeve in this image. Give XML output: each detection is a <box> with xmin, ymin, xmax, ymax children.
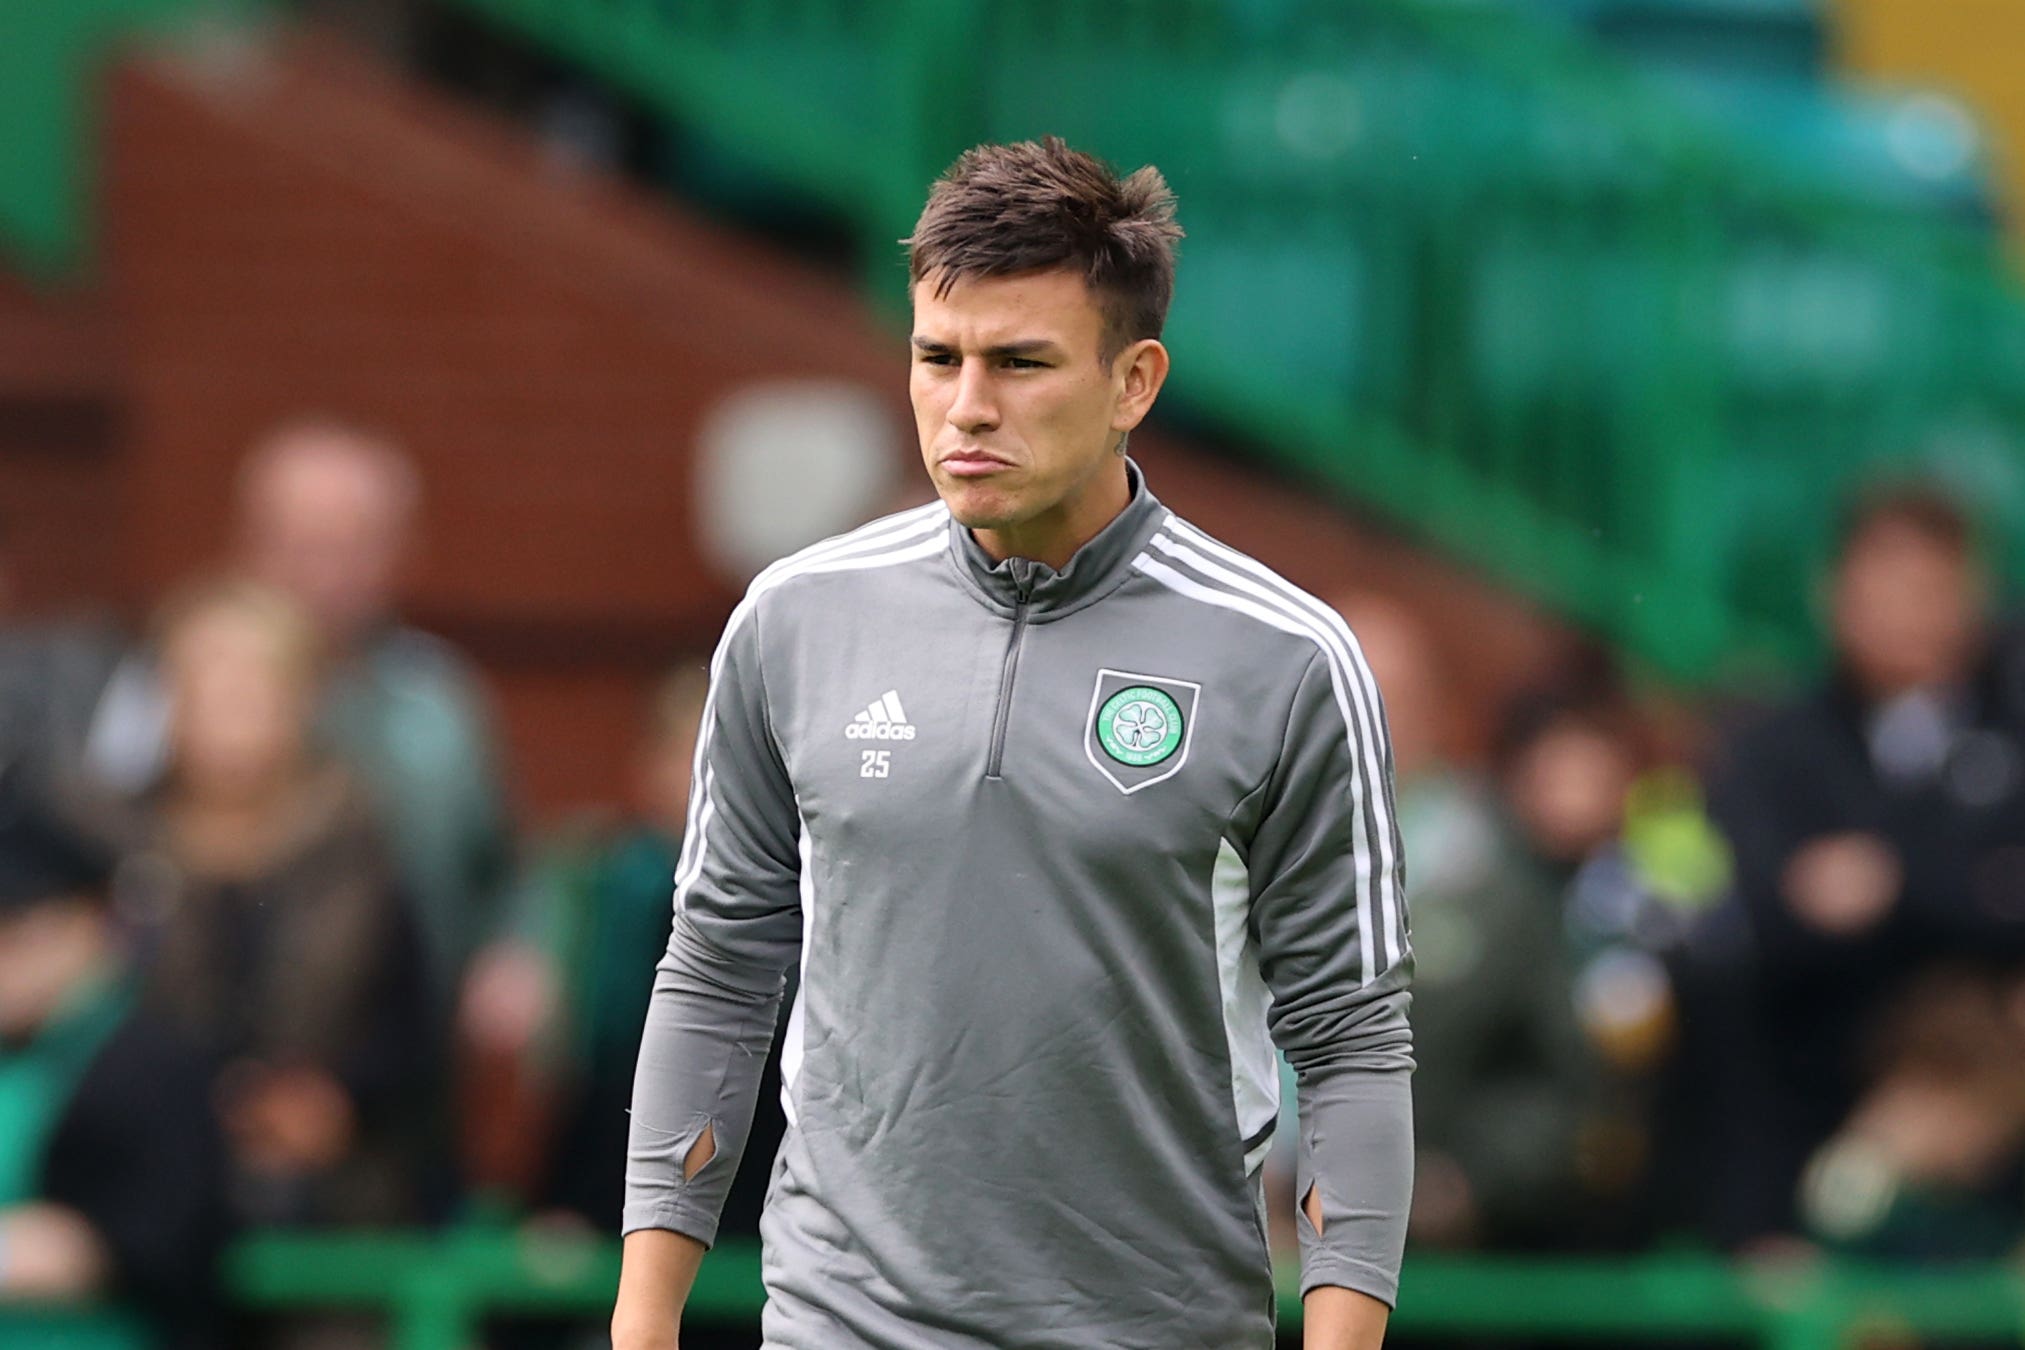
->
<box><xmin>682</xmin><ymin>1122</ymin><xmax>717</xmax><ymax>1179</ymax></box>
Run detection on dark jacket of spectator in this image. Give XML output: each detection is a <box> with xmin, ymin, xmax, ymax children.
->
<box><xmin>1706</xmin><ymin>625</ymin><xmax>2025</xmax><ymax>1239</ymax></box>
<box><xmin>118</xmin><ymin>768</ymin><xmax>437</xmax><ymax>1226</ymax></box>
<box><xmin>32</xmin><ymin>994</ymin><xmax>230</xmax><ymax>1347</ymax></box>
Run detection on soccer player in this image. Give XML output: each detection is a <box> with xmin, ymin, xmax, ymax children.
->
<box><xmin>613</xmin><ymin>137</ymin><xmax>1412</xmax><ymax>1349</ymax></box>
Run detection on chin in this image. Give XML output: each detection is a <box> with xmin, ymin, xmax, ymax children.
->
<box><xmin>934</xmin><ymin>478</ymin><xmax>1027</xmax><ymax>531</ymax></box>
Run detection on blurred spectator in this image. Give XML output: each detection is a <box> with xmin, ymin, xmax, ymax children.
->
<box><xmin>1547</xmin><ymin>740</ymin><xmax>1732</xmax><ymax>1248</ymax></box>
<box><xmin>1299</xmin><ymin>597</ymin><xmax>1589</xmax><ymax>1253</ymax></box>
<box><xmin>1474</xmin><ymin>679</ymin><xmax>1645</xmax><ymax>1248</ymax></box>
<box><xmin>0</xmin><ymin>765</ymin><xmax>227</xmax><ymax>1348</ymax></box>
<box><xmin>1401</xmin><ymin>663</ymin><xmax>1732</xmax><ymax>1251</ymax></box>
<box><xmin>235</xmin><ymin>418</ymin><xmax>515</xmax><ymax>1010</ymax></box>
<box><xmin>459</xmin><ymin>662</ymin><xmax>789</xmax><ymax>1243</ymax></box>
<box><xmin>1705</xmin><ymin>483</ymin><xmax>2025</xmax><ymax>1243</ymax></box>
<box><xmin>80</xmin><ymin>419</ymin><xmax>515</xmax><ymax>1012</ymax></box>
<box><xmin>1799</xmin><ymin>969</ymin><xmax>2025</xmax><ymax>1261</ymax></box>
<box><xmin>103</xmin><ymin>578</ymin><xmax>436</xmax><ymax>1227</ymax></box>
<box><xmin>0</xmin><ymin>515</ymin><xmax>129</xmax><ymax>802</ymax></box>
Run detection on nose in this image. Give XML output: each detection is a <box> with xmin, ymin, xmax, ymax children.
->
<box><xmin>946</xmin><ymin>357</ymin><xmax>998</xmax><ymax>434</ymax></box>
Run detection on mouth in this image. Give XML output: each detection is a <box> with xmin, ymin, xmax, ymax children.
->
<box><xmin>938</xmin><ymin>449</ymin><xmax>1014</xmax><ymax>479</ymax></box>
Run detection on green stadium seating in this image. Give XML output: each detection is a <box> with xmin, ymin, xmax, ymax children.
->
<box><xmin>450</xmin><ymin>0</ymin><xmax>2025</xmax><ymax>677</ymax></box>
<box><xmin>13</xmin><ymin>0</ymin><xmax>2024</xmax><ymax>680</ymax></box>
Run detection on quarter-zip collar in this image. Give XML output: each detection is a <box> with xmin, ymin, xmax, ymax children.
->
<box><xmin>947</xmin><ymin>459</ymin><xmax>1167</xmax><ymax>623</ymax></box>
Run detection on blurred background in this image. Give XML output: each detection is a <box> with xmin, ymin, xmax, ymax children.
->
<box><xmin>2</xmin><ymin>0</ymin><xmax>2024</xmax><ymax>1346</ymax></box>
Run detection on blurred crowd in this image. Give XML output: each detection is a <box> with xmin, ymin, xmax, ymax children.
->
<box><xmin>2</xmin><ymin>421</ymin><xmax>2024</xmax><ymax>1349</ymax></box>
<box><xmin>1276</xmin><ymin>482</ymin><xmax>2025</xmax><ymax>1272</ymax></box>
<box><xmin>0</xmin><ymin>421</ymin><xmax>756</xmax><ymax>1348</ymax></box>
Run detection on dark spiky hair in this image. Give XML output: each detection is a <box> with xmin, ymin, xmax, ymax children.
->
<box><xmin>905</xmin><ymin>136</ymin><xmax>1183</xmax><ymax>364</ymax></box>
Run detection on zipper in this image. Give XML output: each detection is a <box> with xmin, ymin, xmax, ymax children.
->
<box><xmin>985</xmin><ymin>559</ymin><xmax>1035</xmax><ymax>780</ymax></box>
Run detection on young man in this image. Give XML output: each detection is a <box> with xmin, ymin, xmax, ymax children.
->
<box><xmin>614</xmin><ymin>138</ymin><xmax>1412</xmax><ymax>1349</ymax></box>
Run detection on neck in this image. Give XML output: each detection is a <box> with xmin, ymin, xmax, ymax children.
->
<box><xmin>1848</xmin><ymin>665</ymin><xmax>1965</xmax><ymax>708</ymax></box>
<box><xmin>168</xmin><ymin>770</ymin><xmax>311</xmax><ymax>875</ymax></box>
<box><xmin>969</xmin><ymin>456</ymin><xmax>1131</xmax><ymax>571</ymax></box>
<box><xmin>177</xmin><ymin>765</ymin><xmax>294</xmax><ymax>817</ymax></box>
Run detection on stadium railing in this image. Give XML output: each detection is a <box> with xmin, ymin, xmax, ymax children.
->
<box><xmin>0</xmin><ymin>1228</ymin><xmax>1997</xmax><ymax>1350</ymax></box>
<box><xmin>14</xmin><ymin>0</ymin><xmax>2025</xmax><ymax>678</ymax></box>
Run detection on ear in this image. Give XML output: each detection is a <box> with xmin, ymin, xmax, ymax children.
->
<box><xmin>1110</xmin><ymin>339</ymin><xmax>1171</xmax><ymax>434</ymax></box>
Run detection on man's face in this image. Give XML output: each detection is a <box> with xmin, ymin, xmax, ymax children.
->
<box><xmin>910</xmin><ymin>269</ymin><xmax>1140</xmax><ymax>540</ymax></box>
<box><xmin>1505</xmin><ymin>720</ymin><xmax>1635</xmax><ymax>864</ymax></box>
<box><xmin>241</xmin><ymin>436</ymin><xmax>410</xmax><ymax>645</ymax></box>
<box><xmin>1831</xmin><ymin>522</ymin><xmax>1983</xmax><ymax>697</ymax></box>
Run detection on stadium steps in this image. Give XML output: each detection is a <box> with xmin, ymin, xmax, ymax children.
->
<box><xmin>87</xmin><ymin>32</ymin><xmax>1573</xmax><ymax>814</ymax></box>
<box><xmin>420</xmin><ymin>0</ymin><xmax>2025</xmax><ymax>682</ymax></box>
<box><xmin>17</xmin><ymin>0</ymin><xmax>2025</xmax><ymax>682</ymax></box>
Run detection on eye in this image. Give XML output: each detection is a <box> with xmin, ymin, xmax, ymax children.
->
<box><xmin>917</xmin><ymin>352</ymin><xmax>958</xmax><ymax>366</ymax></box>
<box><xmin>1005</xmin><ymin>357</ymin><xmax>1047</xmax><ymax>370</ymax></box>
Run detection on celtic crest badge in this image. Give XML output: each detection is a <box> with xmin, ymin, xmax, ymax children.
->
<box><xmin>1084</xmin><ymin>669</ymin><xmax>1200</xmax><ymax>794</ymax></box>
<box><xmin>1098</xmin><ymin>687</ymin><xmax>1185</xmax><ymax>767</ymax></box>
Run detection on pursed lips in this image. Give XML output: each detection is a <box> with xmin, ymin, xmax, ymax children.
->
<box><xmin>938</xmin><ymin>448</ymin><xmax>1015</xmax><ymax>477</ymax></box>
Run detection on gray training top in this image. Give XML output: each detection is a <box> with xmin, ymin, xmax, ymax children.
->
<box><xmin>625</xmin><ymin>464</ymin><xmax>1413</xmax><ymax>1349</ymax></box>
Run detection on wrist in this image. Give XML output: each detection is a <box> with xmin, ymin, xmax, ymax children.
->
<box><xmin>612</xmin><ymin>1228</ymin><xmax>705</xmax><ymax>1348</ymax></box>
<box><xmin>1303</xmin><ymin>1284</ymin><xmax>1391</xmax><ymax>1350</ymax></box>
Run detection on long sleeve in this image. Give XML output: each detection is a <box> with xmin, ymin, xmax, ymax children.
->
<box><xmin>622</xmin><ymin>599</ymin><xmax>803</xmax><ymax>1245</ymax></box>
<box><xmin>1247</xmin><ymin>647</ymin><xmax>1414</xmax><ymax>1306</ymax></box>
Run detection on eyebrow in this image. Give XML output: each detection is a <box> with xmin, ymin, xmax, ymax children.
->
<box><xmin>911</xmin><ymin>337</ymin><xmax>1061</xmax><ymax>358</ymax></box>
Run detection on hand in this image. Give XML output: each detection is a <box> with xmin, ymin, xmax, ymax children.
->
<box><xmin>1782</xmin><ymin>833</ymin><xmax>1901</xmax><ymax>936</ymax></box>
<box><xmin>1407</xmin><ymin>1151</ymin><xmax>1479</xmax><ymax>1248</ymax></box>
<box><xmin>1852</xmin><ymin>1078</ymin><xmax>2020</xmax><ymax>1187</ymax></box>
<box><xmin>0</xmin><ymin>1203</ymin><xmax>110</xmax><ymax>1299</ymax></box>
<box><xmin>220</xmin><ymin>1063</ymin><xmax>357</xmax><ymax>1173</ymax></box>
<box><xmin>459</xmin><ymin>941</ymin><xmax>557</xmax><ymax>1057</ymax></box>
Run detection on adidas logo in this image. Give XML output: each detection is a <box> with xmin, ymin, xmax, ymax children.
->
<box><xmin>845</xmin><ymin>690</ymin><xmax>917</xmax><ymax>741</ymax></box>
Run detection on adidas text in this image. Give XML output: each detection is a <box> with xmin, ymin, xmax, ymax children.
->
<box><xmin>846</xmin><ymin>721</ymin><xmax>917</xmax><ymax>740</ymax></box>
